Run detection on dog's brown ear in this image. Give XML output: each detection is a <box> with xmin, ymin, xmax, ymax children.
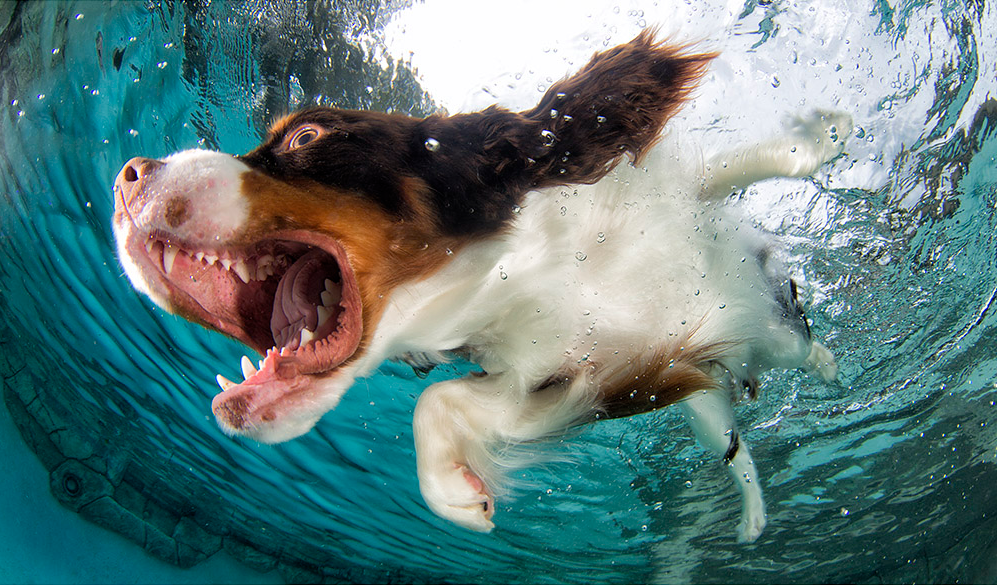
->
<box><xmin>525</xmin><ymin>28</ymin><xmax>715</xmax><ymax>185</ymax></box>
<box><xmin>411</xmin><ymin>30</ymin><xmax>715</xmax><ymax>236</ymax></box>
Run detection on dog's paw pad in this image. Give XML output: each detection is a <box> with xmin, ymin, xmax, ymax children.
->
<box><xmin>421</xmin><ymin>463</ymin><xmax>496</xmax><ymax>533</ymax></box>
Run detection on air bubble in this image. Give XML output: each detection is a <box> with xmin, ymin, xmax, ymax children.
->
<box><xmin>575</xmin><ymin>251</ymin><xmax>587</xmax><ymax>261</ymax></box>
<box><xmin>540</xmin><ymin>129</ymin><xmax>557</xmax><ymax>147</ymax></box>
<box><xmin>424</xmin><ymin>137</ymin><xmax>440</xmax><ymax>152</ymax></box>
<box><xmin>684</xmin><ymin>481</ymin><xmax>693</xmax><ymax>489</ymax></box>
<box><xmin>596</xmin><ymin>232</ymin><xmax>606</xmax><ymax>243</ymax></box>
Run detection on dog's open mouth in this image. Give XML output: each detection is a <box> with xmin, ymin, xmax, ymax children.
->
<box><xmin>129</xmin><ymin>230</ymin><xmax>363</xmax><ymax>395</ymax></box>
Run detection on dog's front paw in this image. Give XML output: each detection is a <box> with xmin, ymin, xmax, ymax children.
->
<box><xmin>420</xmin><ymin>463</ymin><xmax>495</xmax><ymax>532</ymax></box>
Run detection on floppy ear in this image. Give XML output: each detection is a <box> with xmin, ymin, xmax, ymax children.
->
<box><xmin>410</xmin><ymin>29</ymin><xmax>715</xmax><ymax>236</ymax></box>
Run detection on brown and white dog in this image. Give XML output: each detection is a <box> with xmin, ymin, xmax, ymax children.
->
<box><xmin>112</xmin><ymin>31</ymin><xmax>845</xmax><ymax>542</ymax></box>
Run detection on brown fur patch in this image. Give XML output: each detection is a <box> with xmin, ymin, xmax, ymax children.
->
<box><xmin>164</xmin><ymin>196</ymin><xmax>190</xmax><ymax>228</ymax></box>
<box><xmin>595</xmin><ymin>339</ymin><xmax>731</xmax><ymax>419</ymax></box>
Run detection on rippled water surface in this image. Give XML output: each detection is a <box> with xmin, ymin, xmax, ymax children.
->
<box><xmin>1</xmin><ymin>1</ymin><xmax>996</xmax><ymax>583</ymax></box>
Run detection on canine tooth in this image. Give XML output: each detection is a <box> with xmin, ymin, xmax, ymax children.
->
<box><xmin>216</xmin><ymin>374</ymin><xmax>236</xmax><ymax>391</ymax></box>
<box><xmin>241</xmin><ymin>355</ymin><xmax>258</xmax><ymax>379</ymax></box>
<box><xmin>320</xmin><ymin>291</ymin><xmax>335</xmax><ymax>307</ymax></box>
<box><xmin>205</xmin><ymin>254</ymin><xmax>218</xmax><ymax>265</ymax></box>
<box><xmin>163</xmin><ymin>244</ymin><xmax>180</xmax><ymax>274</ymax></box>
<box><xmin>221</xmin><ymin>258</ymin><xmax>233</xmax><ymax>270</ymax></box>
<box><xmin>144</xmin><ymin>239</ymin><xmax>155</xmax><ymax>253</ymax></box>
<box><xmin>316</xmin><ymin>305</ymin><xmax>332</xmax><ymax>326</ymax></box>
<box><xmin>299</xmin><ymin>328</ymin><xmax>316</xmax><ymax>346</ymax></box>
<box><xmin>233</xmin><ymin>259</ymin><xmax>251</xmax><ymax>283</ymax></box>
<box><xmin>325</xmin><ymin>279</ymin><xmax>336</xmax><ymax>292</ymax></box>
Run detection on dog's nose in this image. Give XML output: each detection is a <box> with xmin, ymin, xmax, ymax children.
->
<box><xmin>114</xmin><ymin>157</ymin><xmax>164</xmax><ymax>214</ymax></box>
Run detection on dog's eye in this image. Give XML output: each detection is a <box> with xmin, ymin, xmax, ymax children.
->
<box><xmin>287</xmin><ymin>126</ymin><xmax>321</xmax><ymax>150</ymax></box>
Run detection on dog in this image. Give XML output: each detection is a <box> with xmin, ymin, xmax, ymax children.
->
<box><xmin>112</xmin><ymin>30</ymin><xmax>845</xmax><ymax>543</ymax></box>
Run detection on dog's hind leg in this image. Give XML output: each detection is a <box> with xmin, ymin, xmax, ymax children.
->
<box><xmin>678</xmin><ymin>388</ymin><xmax>766</xmax><ymax>543</ymax></box>
<box><xmin>702</xmin><ymin>110</ymin><xmax>852</xmax><ymax>199</ymax></box>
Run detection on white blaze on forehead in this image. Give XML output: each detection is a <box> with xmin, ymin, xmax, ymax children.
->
<box><xmin>139</xmin><ymin>149</ymin><xmax>251</xmax><ymax>244</ymax></box>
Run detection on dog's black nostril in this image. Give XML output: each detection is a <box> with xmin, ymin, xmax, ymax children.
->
<box><xmin>123</xmin><ymin>165</ymin><xmax>139</xmax><ymax>182</ymax></box>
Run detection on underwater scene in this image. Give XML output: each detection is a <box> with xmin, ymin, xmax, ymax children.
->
<box><xmin>1</xmin><ymin>0</ymin><xmax>996</xmax><ymax>583</ymax></box>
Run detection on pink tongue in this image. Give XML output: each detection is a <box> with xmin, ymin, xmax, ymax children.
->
<box><xmin>270</xmin><ymin>249</ymin><xmax>331</xmax><ymax>348</ymax></box>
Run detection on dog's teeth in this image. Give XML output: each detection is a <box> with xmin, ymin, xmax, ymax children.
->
<box><xmin>205</xmin><ymin>254</ymin><xmax>218</xmax><ymax>265</ymax></box>
<box><xmin>221</xmin><ymin>258</ymin><xmax>233</xmax><ymax>270</ymax></box>
<box><xmin>163</xmin><ymin>244</ymin><xmax>180</xmax><ymax>274</ymax></box>
<box><xmin>215</xmin><ymin>374</ymin><xmax>236</xmax><ymax>391</ymax></box>
<box><xmin>195</xmin><ymin>252</ymin><xmax>205</xmax><ymax>262</ymax></box>
<box><xmin>299</xmin><ymin>328</ymin><xmax>315</xmax><ymax>346</ymax></box>
<box><xmin>259</xmin><ymin>255</ymin><xmax>277</xmax><ymax>280</ymax></box>
<box><xmin>316</xmin><ymin>305</ymin><xmax>332</xmax><ymax>326</ymax></box>
<box><xmin>325</xmin><ymin>279</ymin><xmax>336</xmax><ymax>292</ymax></box>
<box><xmin>233</xmin><ymin>259</ymin><xmax>251</xmax><ymax>283</ymax></box>
<box><xmin>320</xmin><ymin>291</ymin><xmax>335</xmax><ymax>307</ymax></box>
<box><xmin>240</xmin><ymin>355</ymin><xmax>257</xmax><ymax>379</ymax></box>
<box><xmin>280</xmin><ymin>346</ymin><xmax>291</xmax><ymax>356</ymax></box>
<box><xmin>144</xmin><ymin>239</ymin><xmax>155</xmax><ymax>254</ymax></box>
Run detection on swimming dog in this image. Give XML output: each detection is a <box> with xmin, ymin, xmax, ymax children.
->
<box><xmin>112</xmin><ymin>30</ymin><xmax>844</xmax><ymax>542</ymax></box>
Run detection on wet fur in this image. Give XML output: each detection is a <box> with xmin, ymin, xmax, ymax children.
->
<box><xmin>113</xmin><ymin>30</ymin><xmax>845</xmax><ymax>543</ymax></box>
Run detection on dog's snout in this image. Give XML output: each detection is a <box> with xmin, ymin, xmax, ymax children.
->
<box><xmin>121</xmin><ymin>156</ymin><xmax>163</xmax><ymax>182</ymax></box>
<box><xmin>114</xmin><ymin>157</ymin><xmax>164</xmax><ymax>212</ymax></box>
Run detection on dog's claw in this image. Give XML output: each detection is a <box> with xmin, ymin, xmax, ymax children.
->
<box><xmin>420</xmin><ymin>463</ymin><xmax>495</xmax><ymax>533</ymax></box>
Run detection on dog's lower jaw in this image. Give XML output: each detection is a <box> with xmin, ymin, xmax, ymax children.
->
<box><xmin>211</xmin><ymin>366</ymin><xmax>355</xmax><ymax>444</ymax></box>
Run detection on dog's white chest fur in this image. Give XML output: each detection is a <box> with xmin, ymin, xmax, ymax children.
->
<box><xmin>372</xmin><ymin>143</ymin><xmax>804</xmax><ymax>383</ymax></box>
<box><xmin>111</xmin><ymin>30</ymin><xmax>845</xmax><ymax>542</ymax></box>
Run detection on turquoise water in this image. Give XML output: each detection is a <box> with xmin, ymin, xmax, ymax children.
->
<box><xmin>1</xmin><ymin>1</ymin><xmax>996</xmax><ymax>583</ymax></box>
